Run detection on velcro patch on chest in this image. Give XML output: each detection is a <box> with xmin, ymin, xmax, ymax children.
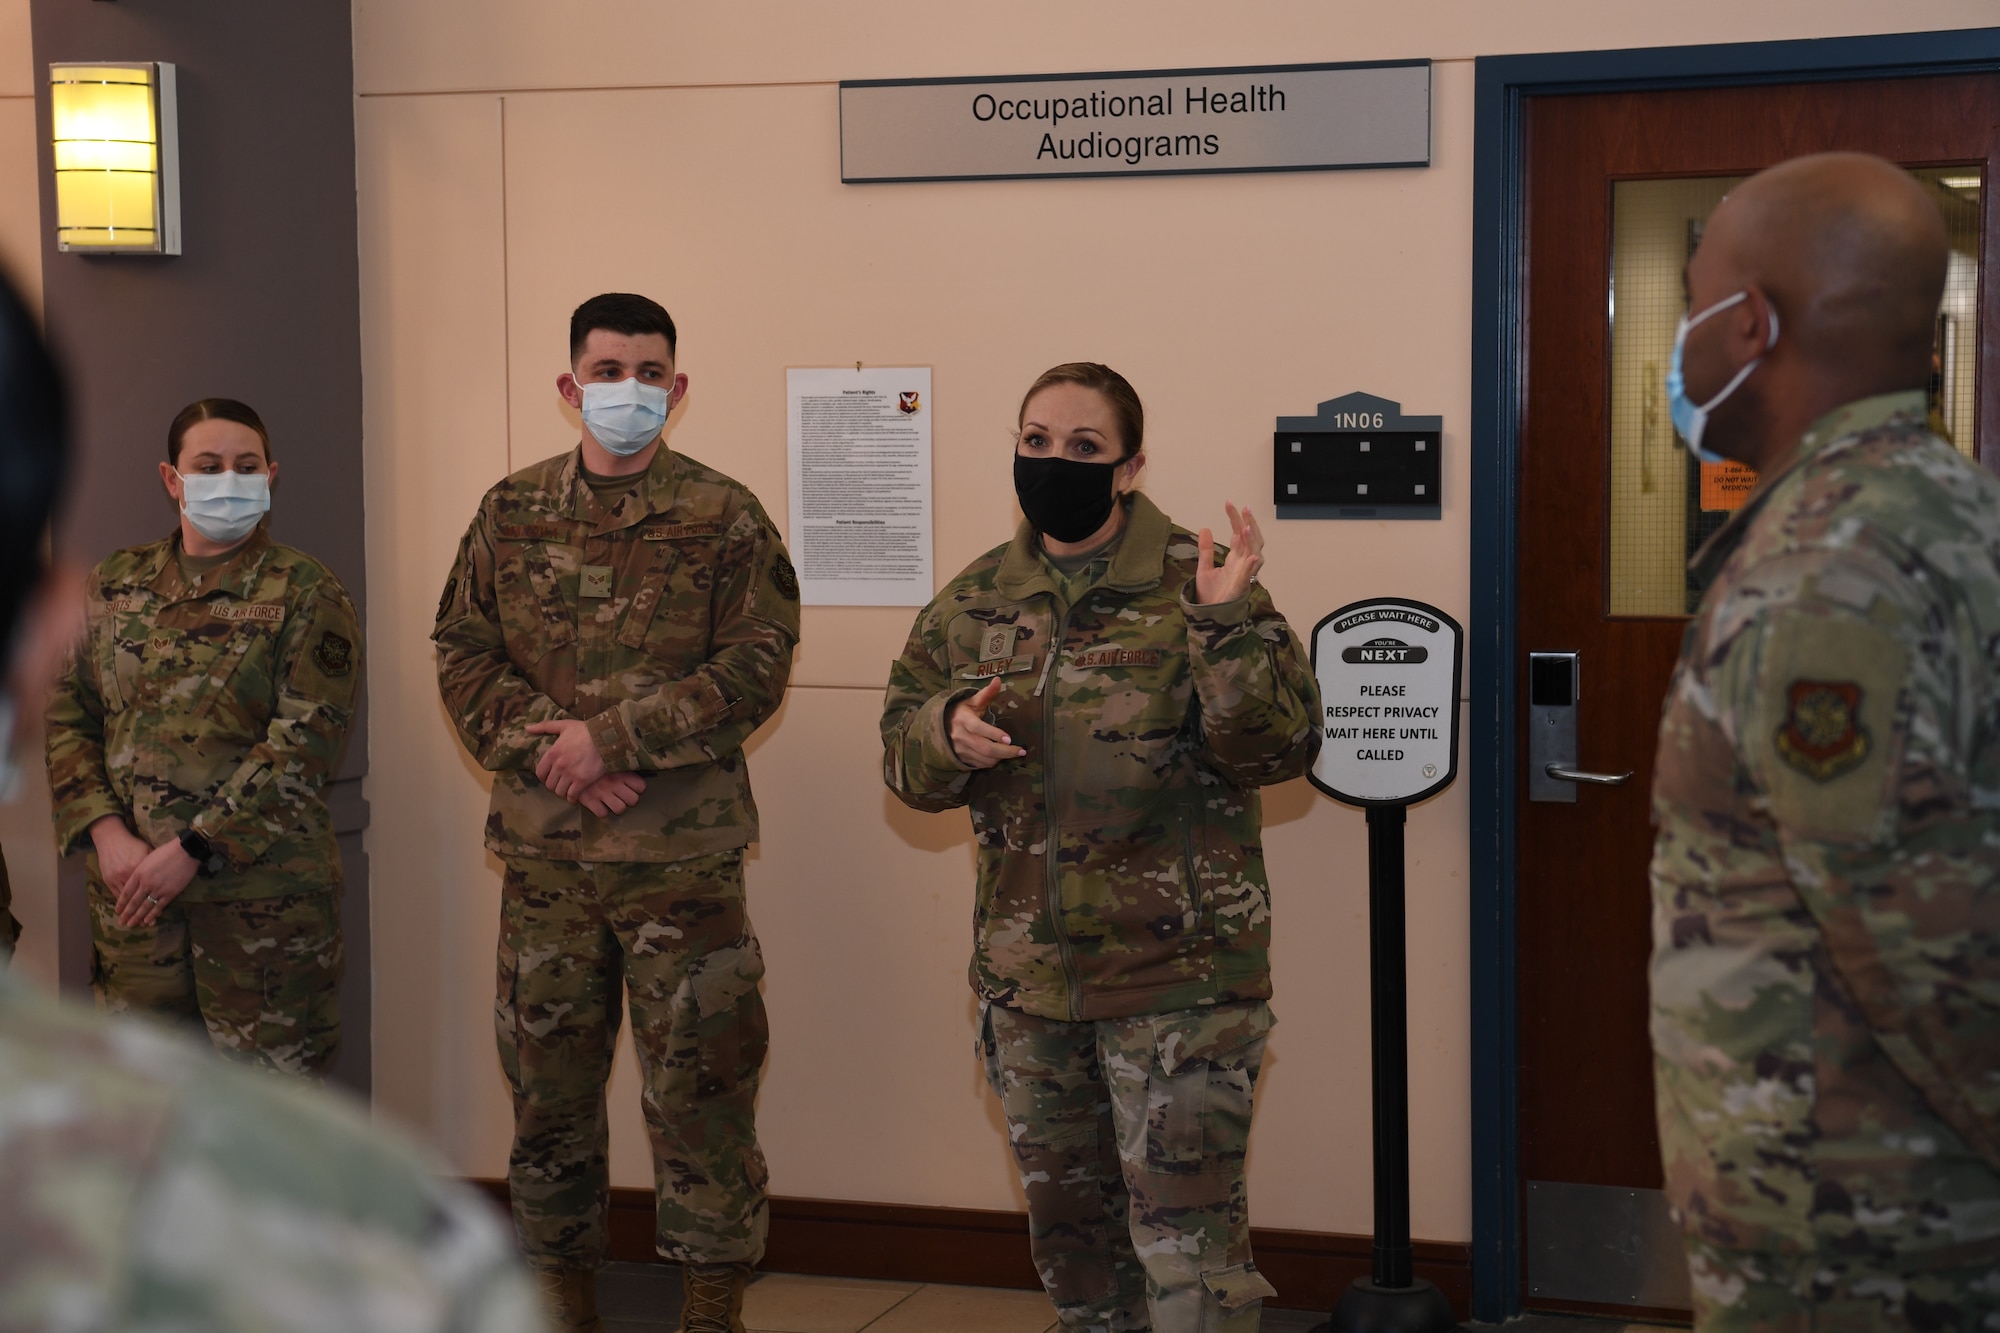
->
<box><xmin>580</xmin><ymin>565</ymin><xmax>614</xmax><ymax>599</ymax></box>
<box><xmin>106</xmin><ymin>594</ymin><xmax>148</xmax><ymax>614</ymax></box>
<box><xmin>1775</xmin><ymin>680</ymin><xmax>1869</xmax><ymax>780</ymax></box>
<box><xmin>496</xmin><ymin>522</ymin><xmax>567</xmax><ymax>542</ymax></box>
<box><xmin>960</xmin><ymin>654</ymin><xmax>1037</xmax><ymax>680</ymax></box>
<box><xmin>980</xmin><ymin>625</ymin><xmax>1029</xmax><ymax>662</ymax></box>
<box><xmin>210</xmin><ymin>602</ymin><xmax>285</xmax><ymax>624</ymax></box>
<box><xmin>642</xmin><ymin>521</ymin><xmax>724</xmax><ymax>541</ymax></box>
<box><xmin>1070</xmin><ymin>647</ymin><xmax>1163</xmax><ymax>669</ymax></box>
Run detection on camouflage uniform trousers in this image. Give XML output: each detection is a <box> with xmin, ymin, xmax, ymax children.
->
<box><xmin>87</xmin><ymin>870</ymin><xmax>341</xmax><ymax>1077</ymax></box>
<box><xmin>980</xmin><ymin>999</ymin><xmax>1278</xmax><ymax>1333</ymax></box>
<box><xmin>497</xmin><ymin>848</ymin><xmax>769</xmax><ymax>1271</ymax></box>
<box><xmin>1683</xmin><ymin>1238</ymin><xmax>2000</xmax><ymax>1332</ymax></box>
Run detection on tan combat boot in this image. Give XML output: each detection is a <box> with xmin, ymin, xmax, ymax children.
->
<box><xmin>678</xmin><ymin>1262</ymin><xmax>753</xmax><ymax>1333</ymax></box>
<box><xmin>530</xmin><ymin>1262</ymin><xmax>603</xmax><ymax>1333</ymax></box>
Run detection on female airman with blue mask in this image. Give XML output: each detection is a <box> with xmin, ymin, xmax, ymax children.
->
<box><xmin>46</xmin><ymin>397</ymin><xmax>363</xmax><ymax>1078</ymax></box>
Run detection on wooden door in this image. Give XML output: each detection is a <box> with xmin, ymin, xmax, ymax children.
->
<box><xmin>1515</xmin><ymin>73</ymin><xmax>1999</xmax><ymax>1316</ymax></box>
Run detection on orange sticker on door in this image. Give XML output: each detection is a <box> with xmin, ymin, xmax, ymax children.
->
<box><xmin>1699</xmin><ymin>459</ymin><xmax>1757</xmax><ymax>511</ymax></box>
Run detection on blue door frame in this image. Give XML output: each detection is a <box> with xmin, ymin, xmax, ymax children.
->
<box><xmin>1467</xmin><ymin>25</ymin><xmax>2000</xmax><ymax>1322</ymax></box>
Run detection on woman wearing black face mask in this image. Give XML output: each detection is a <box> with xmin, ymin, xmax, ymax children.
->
<box><xmin>881</xmin><ymin>363</ymin><xmax>1321</xmax><ymax>1333</ymax></box>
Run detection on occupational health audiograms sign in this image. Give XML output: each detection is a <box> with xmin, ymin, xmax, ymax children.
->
<box><xmin>786</xmin><ymin>367</ymin><xmax>934</xmax><ymax>606</ymax></box>
<box><xmin>841</xmin><ymin>60</ymin><xmax>1430</xmax><ymax>183</ymax></box>
<box><xmin>1308</xmin><ymin>598</ymin><xmax>1463</xmax><ymax>807</ymax></box>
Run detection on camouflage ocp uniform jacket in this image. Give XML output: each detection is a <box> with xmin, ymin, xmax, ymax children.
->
<box><xmin>46</xmin><ymin>527</ymin><xmax>361</xmax><ymax>899</ymax></box>
<box><xmin>1650</xmin><ymin>391</ymin><xmax>2000</xmax><ymax>1269</ymax></box>
<box><xmin>882</xmin><ymin>493</ymin><xmax>1321</xmax><ymax>1023</ymax></box>
<box><xmin>434</xmin><ymin>446</ymin><xmax>799</xmax><ymax>863</ymax></box>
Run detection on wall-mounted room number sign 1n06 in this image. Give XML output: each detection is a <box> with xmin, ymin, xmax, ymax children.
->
<box><xmin>1308</xmin><ymin>597</ymin><xmax>1463</xmax><ymax>807</ymax></box>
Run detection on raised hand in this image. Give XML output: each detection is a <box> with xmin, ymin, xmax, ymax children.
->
<box><xmin>946</xmin><ymin>677</ymin><xmax>1026</xmax><ymax>769</ymax></box>
<box><xmin>1194</xmin><ymin>502</ymin><xmax>1266</xmax><ymax>606</ymax></box>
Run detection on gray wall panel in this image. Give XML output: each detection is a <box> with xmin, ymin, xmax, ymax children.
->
<box><xmin>29</xmin><ymin>0</ymin><xmax>370</xmax><ymax>1095</ymax></box>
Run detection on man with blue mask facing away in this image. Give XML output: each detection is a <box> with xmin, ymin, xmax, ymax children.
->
<box><xmin>46</xmin><ymin>396</ymin><xmax>363</xmax><ymax>1079</ymax></box>
<box><xmin>435</xmin><ymin>293</ymin><xmax>800</xmax><ymax>1333</ymax></box>
<box><xmin>1649</xmin><ymin>152</ymin><xmax>2000</xmax><ymax>1329</ymax></box>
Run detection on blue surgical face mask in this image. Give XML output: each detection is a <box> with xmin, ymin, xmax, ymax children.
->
<box><xmin>179</xmin><ymin>470</ymin><xmax>270</xmax><ymax>545</ymax></box>
<box><xmin>1666</xmin><ymin>290</ymin><xmax>1779</xmax><ymax>465</ymax></box>
<box><xmin>576</xmin><ymin>375</ymin><xmax>672</xmax><ymax>456</ymax></box>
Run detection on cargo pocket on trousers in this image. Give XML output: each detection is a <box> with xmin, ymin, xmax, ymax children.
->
<box><xmin>1201</xmin><ymin>1262</ymin><xmax>1277</xmax><ymax>1315</ymax></box>
<box><xmin>1145</xmin><ymin>1002</ymin><xmax>1275</xmax><ymax>1174</ymax></box>
<box><xmin>679</xmin><ymin>936</ymin><xmax>768</xmax><ymax>1098</ymax></box>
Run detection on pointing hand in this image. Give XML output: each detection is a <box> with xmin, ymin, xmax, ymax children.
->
<box><xmin>947</xmin><ymin>677</ymin><xmax>1026</xmax><ymax>769</ymax></box>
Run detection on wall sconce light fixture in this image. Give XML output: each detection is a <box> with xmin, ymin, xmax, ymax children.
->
<box><xmin>49</xmin><ymin>61</ymin><xmax>180</xmax><ymax>254</ymax></box>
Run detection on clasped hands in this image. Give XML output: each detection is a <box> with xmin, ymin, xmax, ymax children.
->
<box><xmin>525</xmin><ymin>719</ymin><xmax>646</xmax><ymax>817</ymax></box>
<box><xmin>948</xmin><ymin>502</ymin><xmax>1266</xmax><ymax>771</ymax></box>
<box><xmin>90</xmin><ymin>816</ymin><xmax>199</xmax><ymax>929</ymax></box>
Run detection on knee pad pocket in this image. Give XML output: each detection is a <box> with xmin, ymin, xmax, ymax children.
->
<box><xmin>1143</xmin><ymin>1003</ymin><xmax>1272</xmax><ymax>1174</ymax></box>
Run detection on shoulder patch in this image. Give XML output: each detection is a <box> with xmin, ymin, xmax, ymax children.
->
<box><xmin>313</xmin><ymin>630</ymin><xmax>355</xmax><ymax>678</ymax></box>
<box><xmin>771</xmin><ymin>553</ymin><xmax>800</xmax><ymax>602</ymax></box>
<box><xmin>1775</xmin><ymin>680</ymin><xmax>1869</xmax><ymax>781</ymax></box>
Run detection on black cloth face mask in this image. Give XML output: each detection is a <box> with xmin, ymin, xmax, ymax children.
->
<box><xmin>1014</xmin><ymin>453</ymin><xmax>1120</xmax><ymax>543</ymax></box>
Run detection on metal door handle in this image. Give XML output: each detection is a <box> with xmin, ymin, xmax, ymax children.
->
<box><xmin>1544</xmin><ymin>764</ymin><xmax>1633</xmax><ymax>786</ymax></box>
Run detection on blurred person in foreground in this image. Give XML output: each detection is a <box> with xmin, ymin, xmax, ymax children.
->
<box><xmin>1650</xmin><ymin>152</ymin><xmax>2000</xmax><ymax>1329</ymax></box>
<box><xmin>0</xmin><ymin>273</ymin><xmax>545</xmax><ymax>1333</ymax></box>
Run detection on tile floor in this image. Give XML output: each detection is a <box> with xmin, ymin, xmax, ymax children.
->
<box><xmin>598</xmin><ymin>1263</ymin><xmax>1331</xmax><ymax>1332</ymax></box>
<box><xmin>599</xmin><ymin>1263</ymin><xmax>1680</xmax><ymax>1333</ymax></box>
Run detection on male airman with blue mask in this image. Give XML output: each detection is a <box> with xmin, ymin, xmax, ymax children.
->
<box><xmin>435</xmin><ymin>292</ymin><xmax>800</xmax><ymax>1333</ymax></box>
<box><xmin>1649</xmin><ymin>153</ymin><xmax>2000</xmax><ymax>1330</ymax></box>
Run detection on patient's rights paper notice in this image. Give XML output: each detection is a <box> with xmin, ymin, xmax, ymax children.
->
<box><xmin>786</xmin><ymin>367</ymin><xmax>934</xmax><ymax>605</ymax></box>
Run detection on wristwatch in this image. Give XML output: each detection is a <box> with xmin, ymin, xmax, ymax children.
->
<box><xmin>177</xmin><ymin>827</ymin><xmax>216</xmax><ymax>874</ymax></box>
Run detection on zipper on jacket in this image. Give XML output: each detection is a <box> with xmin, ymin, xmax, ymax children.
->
<box><xmin>1041</xmin><ymin>601</ymin><xmax>1083</xmax><ymax>1021</ymax></box>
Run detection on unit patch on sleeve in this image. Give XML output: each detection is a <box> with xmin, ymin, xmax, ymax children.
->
<box><xmin>313</xmin><ymin>630</ymin><xmax>355</xmax><ymax>678</ymax></box>
<box><xmin>771</xmin><ymin>553</ymin><xmax>800</xmax><ymax>602</ymax></box>
<box><xmin>1774</xmin><ymin>680</ymin><xmax>1869</xmax><ymax>781</ymax></box>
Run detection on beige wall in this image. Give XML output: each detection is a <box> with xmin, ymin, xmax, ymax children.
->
<box><xmin>342</xmin><ymin>0</ymin><xmax>1991</xmax><ymax>1248</ymax></box>
<box><xmin>0</xmin><ymin>0</ymin><xmax>60</xmax><ymax>992</ymax></box>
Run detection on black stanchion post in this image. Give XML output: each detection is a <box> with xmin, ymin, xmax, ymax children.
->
<box><xmin>1304</xmin><ymin>595</ymin><xmax>1464</xmax><ymax>1333</ymax></box>
<box><xmin>1318</xmin><ymin>803</ymin><xmax>1457</xmax><ymax>1333</ymax></box>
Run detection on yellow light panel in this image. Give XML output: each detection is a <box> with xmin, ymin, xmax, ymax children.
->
<box><xmin>50</xmin><ymin>62</ymin><xmax>179</xmax><ymax>254</ymax></box>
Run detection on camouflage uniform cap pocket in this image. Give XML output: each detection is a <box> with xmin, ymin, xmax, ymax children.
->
<box><xmin>1200</xmin><ymin>1262</ymin><xmax>1277</xmax><ymax>1313</ymax></box>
